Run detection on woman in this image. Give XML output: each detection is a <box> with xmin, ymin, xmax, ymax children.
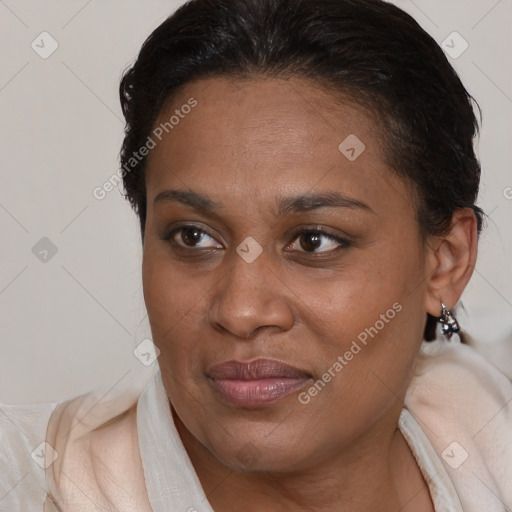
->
<box><xmin>1</xmin><ymin>0</ymin><xmax>511</xmax><ymax>510</ymax></box>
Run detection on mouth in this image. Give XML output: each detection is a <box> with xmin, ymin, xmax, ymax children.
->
<box><xmin>207</xmin><ymin>358</ymin><xmax>312</xmax><ymax>407</ymax></box>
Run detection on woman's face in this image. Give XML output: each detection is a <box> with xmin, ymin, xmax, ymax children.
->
<box><xmin>142</xmin><ymin>77</ymin><xmax>431</xmax><ymax>472</ymax></box>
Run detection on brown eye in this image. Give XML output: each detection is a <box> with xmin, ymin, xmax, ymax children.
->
<box><xmin>167</xmin><ymin>226</ymin><xmax>223</xmax><ymax>249</ymax></box>
<box><xmin>299</xmin><ymin>232</ymin><xmax>322</xmax><ymax>252</ymax></box>
<box><xmin>287</xmin><ymin>229</ymin><xmax>350</xmax><ymax>254</ymax></box>
<box><xmin>180</xmin><ymin>227</ymin><xmax>204</xmax><ymax>246</ymax></box>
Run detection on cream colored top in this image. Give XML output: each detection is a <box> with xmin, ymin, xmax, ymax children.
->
<box><xmin>1</xmin><ymin>338</ymin><xmax>511</xmax><ymax>511</ymax></box>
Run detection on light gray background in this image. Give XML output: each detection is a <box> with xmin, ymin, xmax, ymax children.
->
<box><xmin>1</xmin><ymin>0</ymin><xmax>511</xmax><ymax>404</ymax></box>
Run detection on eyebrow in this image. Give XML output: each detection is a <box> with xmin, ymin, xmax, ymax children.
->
<box><xmin>277</xmin><ymin>191</ymin><xmax>373</xmax><ymax>216</ymax></box>
<box><xmin>153</xmin><ymin>189</ymin><xmax>374</xmax><ymax>216</ymax></box>
<box><xmin>154</xmin><ymin>189</ymin><xmax>219</xmax><ymax>212</ymax></box>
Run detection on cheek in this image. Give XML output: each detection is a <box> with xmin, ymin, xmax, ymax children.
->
<box><xmin>295</xmin><ymin>242</ymin><xmax>426</xmax><ymax>408</ymax></box>
<box><xmin>301</xmin><ymin>242</ymin><xmax>423</xmax><ymax>343</ymax></box>
<box><xmin>142</xmin><ymin>250</ymin><xmax>203</xmax><ymax>337</ymax></box>
<box><xmin>293</xmin><ymin>301</ymin><xmax>422</xmax><ymax>457</ymax></box>
<box><xmin>142</xmin><ymin>252</ymin><xmax>207</xmax><ymax>390</ymax></box>
<box><xmin>141</xmin><ymin>248</ymin><xmax>217</xmax><ymax>384</ymax></box>
<box><xmin>142</xmin><ymin>254</ymin><xmax>205</xmax><ymax>399</ymax></box>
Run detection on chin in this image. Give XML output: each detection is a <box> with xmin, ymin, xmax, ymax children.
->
<box><xmin>202</xmin><ymin>423</ymin><xmax>316</xmax><ymax>474</ymax></box>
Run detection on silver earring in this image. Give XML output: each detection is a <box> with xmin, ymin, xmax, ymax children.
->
<box><xmin>438</xmin><ymin>302</ymin><xmax>460</xmax><ymax>340</ymax></box>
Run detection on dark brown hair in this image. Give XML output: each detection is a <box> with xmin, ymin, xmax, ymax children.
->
<box><xmin>119</xmin><ymin>0</ymin><xmax>484</xmax><ymax>340</ymax></box>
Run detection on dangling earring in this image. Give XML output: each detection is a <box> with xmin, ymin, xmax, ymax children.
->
<box><xmin>438</xmin><ymin>302</ymin><xmax>460</xmax><ymax>340</ymax></box>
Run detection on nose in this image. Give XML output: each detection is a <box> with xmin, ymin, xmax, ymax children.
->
<box><xmin>208</xmin><ymin>250</ymin><xmax>295</xmax><ymax>339</ymax></box>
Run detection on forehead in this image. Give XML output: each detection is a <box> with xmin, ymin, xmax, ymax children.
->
<box><xmin>144</xmin><ymin>76</ymin><xmax>408</xmax><ymax>215</ymax></box>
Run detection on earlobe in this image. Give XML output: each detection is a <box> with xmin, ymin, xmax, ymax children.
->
<box><xmin>424</xmin><ymin>208</ymin><xmax>478</xmax><ymax>316</ymax></box>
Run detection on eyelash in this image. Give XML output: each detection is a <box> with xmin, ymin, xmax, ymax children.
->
<box><xmin>164</xmin><ymin>225</ymin><xmax>352</xmax><ymax>255</ymax></box>
<box><xmin>289</xmin><ymin>228</ymin><xmax>352</xmax><ymax>252</ymax></box>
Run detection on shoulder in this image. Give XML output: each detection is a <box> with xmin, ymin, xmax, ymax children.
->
<box><xmin>405</xmin><ymin>337</ymin><xmax>512</xmax><ymax>510</ymax></box>
<box><xmin>46</xmin><ymin>381</ymin><xmax>152</xmax><ymax>511</ymax></box>
<box><xmin>406</xmin><ymin>337</ymin><xmax>512</xmax><ymax>417</ymax></box>
<box><xmin>0</xmin><ymin>401</ymin><xmax>58</xmax><ymax>510</ymax></box>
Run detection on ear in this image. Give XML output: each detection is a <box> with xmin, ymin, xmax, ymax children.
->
<box><xmin>424</xmin><ymin>208</ymin><xmax>478</xmax><ymax>316</ymax></box>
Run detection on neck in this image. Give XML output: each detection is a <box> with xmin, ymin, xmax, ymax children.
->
<box><xmin>172</xmin><ymin>402</ymin><xmax>430</xmax><ymax>512</ymax></box>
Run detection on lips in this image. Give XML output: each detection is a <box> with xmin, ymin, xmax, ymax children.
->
<box><xmin>207</xmin><ymin>359</ymin><xmax>312</xmax><ymax>407</ymax></box>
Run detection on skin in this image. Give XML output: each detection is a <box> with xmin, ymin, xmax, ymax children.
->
<box><xmin>141</xmin><ymin>76</ymin><xmax>477</xmax><ymax>511</ymax></box>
